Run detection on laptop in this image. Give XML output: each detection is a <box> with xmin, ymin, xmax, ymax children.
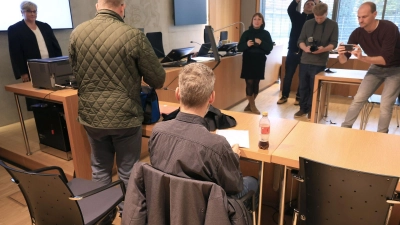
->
<box><xmin>160</xmin><ymin>47</ymin><xmax>195</xmax><ymax>63</ymax></box>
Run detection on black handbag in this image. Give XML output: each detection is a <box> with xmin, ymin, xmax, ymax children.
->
<box><xmin>161</xmin><ymin>105</ymin><xmax>236</xmax><ymax>131</ymax></box>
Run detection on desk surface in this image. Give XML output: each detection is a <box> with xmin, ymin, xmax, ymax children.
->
<box><xmin>5</xmin><ymin>82</ymin><xmax>77</xmax><ymax>100</ymax></box>
<box><xmin>272</xmin><ymin>122</ymin><xmax>400</xmax><ymax>190</ymax></box>
<box><xmin>316</xmin><ymin>69</ymin><xmax>367</xmax><ymax>82</ymax></box>
<box><xmin>149</xmin><ymin>101</ymin><xmax>299</xmax><ymax>162</ymax></box>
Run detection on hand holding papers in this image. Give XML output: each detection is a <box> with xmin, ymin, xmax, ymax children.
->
<box><xmin>216</xmin><ymin>130</ymin><xmax>250</xmax><ymax>149</ymax></box>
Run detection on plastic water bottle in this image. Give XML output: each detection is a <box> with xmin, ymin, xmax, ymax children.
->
<box><xmin>258</xmin><ymin>112</ymin><xmax>270</xmax><ymax>150</ymax></box>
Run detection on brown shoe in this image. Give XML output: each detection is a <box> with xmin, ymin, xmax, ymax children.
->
<box><xmin>246</xmin><ymin>96</ymin><xmax>260</xmax><ymax>114</ymax></box>
<box><xmin>277</xmin><ymin>96</ymin><xmax>288</xmax><ymax>104</ymax></box>
<box><xmin>244</xmin><ymin>104</ymin><xmax>251</xmax><ymax>111</ymax></box>
<box><xmin>294</xmin><ymin>110</ymin><xmax>307</xmax><ymax>118</ymax></box>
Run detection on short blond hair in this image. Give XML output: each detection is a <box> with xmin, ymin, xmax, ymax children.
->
<box><xmin>20</xmin><ymin>1</ymin><xmax>37</xmax><ymax>12</ymax></box>
<box><xmin>313</xmin><ymin>2</ymin><xmax>328</xmax><ymax>16</ymax></box>
<box><xmin>178</xmin><ymin>63</ymin><xmax>215</xmax><ymax>108</ymax></box>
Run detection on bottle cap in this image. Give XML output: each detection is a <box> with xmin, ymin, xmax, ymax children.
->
<box><xmin>262</xmin><ymin>112</ymin><xmax>268</xmax><ymax>116</ymax></box>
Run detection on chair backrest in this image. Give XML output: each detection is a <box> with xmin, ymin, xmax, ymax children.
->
<box><xmin>146</xmin><ymin>32</ymin><xmax>165</xmax><ymax>58</ymax></box>
<box><xmin>0</xmin><ymin>160</ymin><xmax>84</xmax><ymax>225</ymax></box>
<box><xmin>297</xmin><ymin>157</ymin><xmax>399</xmax><ymax>225</ymax></box>
<box><xmin>123</xmin><ymin>162</ymin><xmax>238</xmax><ymax>225</ymax></box>
<box><xmin>204</xmin><ymin>28</ymin><xmax>210</xmax><ymax>44</ymax></box>
<box><xmin>220</xmin><ymin>31</ymin><xmax>228</xmax><ymax>41</ymax></box>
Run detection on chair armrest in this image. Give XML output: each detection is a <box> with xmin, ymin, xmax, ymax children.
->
<box><xmin>291</xmin><ymin>169</ymin><xmax>304</xmax><ymax>182</ymax></box>
<box><xmin>387</xmin><ymin>200</ymin><xmax>400</xmax><ymax>205</ymax></box>
<box><xmin>239</xmin><ymin>190</ymin><xmax>256</xmax><ymax>212</ymax></box>
<box><xmin>239</xmin><ymin>190</ymin><xmax>255</xmax><ymax>202</ymax></box>
<box><xmin>69</xmin><ymin>180</ymin><xmax>126</xmax><ymax>201</ymax></box>
<box><xmin>30</xmin><ymin>166</ymin><xmax>68</xmax><ymax>183</ymax></box>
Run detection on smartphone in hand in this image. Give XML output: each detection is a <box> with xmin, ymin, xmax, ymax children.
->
<box><xmin>341</xmin><ymin>44</ymin><xmax>355</xmax><ymax>51</ymax></box>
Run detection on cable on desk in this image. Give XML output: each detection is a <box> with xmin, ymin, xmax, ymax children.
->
<box><xmin>42</xmin><ymin>90</ymin><xmax>59</xmax><ymax>100</ymax></box>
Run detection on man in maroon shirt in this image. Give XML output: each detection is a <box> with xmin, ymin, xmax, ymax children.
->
<box><xmin>338</xmin><ymin>2</ymin><xmax>400</xmax><ymax>133</ymax></box>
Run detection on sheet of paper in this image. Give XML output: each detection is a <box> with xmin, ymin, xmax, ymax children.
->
<box><xmin>192</xmin><ymin>56</ymin><xmax>215</xmax><ymax>62</ymax></box>
<box><xmin>216</xmin><ymin>130</ymin><xmax>250</xmax><ymax>149</ymax></box>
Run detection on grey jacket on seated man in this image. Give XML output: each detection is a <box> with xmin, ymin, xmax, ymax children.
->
<box><xmin>122</xmin><ymin>162</ymin><xmax>252</xmax><ymax>225</ymax></box>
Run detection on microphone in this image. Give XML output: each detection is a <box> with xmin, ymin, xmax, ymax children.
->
<box><xmin>213</xmin><ymin>22</ymin><xmax>245</xmax><ymax>35</ymax></box>
<box><xmin>190</xmin><ymin>41</ymin><xmax>202</xmax><ymax>45</ymax></box>
<box><xmin>325</xmin><ymin>59</ymin><xmax>339</xmax><ymax>73</ymax></box>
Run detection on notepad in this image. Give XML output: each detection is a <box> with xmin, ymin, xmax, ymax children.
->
<box><xmin>216</xmin><ymin>130</ymin><xmax>250</xmax><ymax>148</ymax></box>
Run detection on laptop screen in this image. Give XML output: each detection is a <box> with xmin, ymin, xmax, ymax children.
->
<box><xmin>160</xmin><ymin>47</ymin><xmax>195</xmax><ymax>63</ymax></box>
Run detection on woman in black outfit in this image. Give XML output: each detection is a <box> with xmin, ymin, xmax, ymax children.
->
<box><xmin>8</xmin><ymin>1</ymin><xmax>62</xmax><ymax>110</ymax></box>
<box><xmin>237</xmin><ymin>13</ymin><xmax>273</xmax><ymax>114</ymax></box>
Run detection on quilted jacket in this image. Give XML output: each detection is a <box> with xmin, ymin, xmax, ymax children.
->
<box><xmin>69</xmin><ymin>9</ymin><xmax>165</xmax><ymax>128</ymax></box>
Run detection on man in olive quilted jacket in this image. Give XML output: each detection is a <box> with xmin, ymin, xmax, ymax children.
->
<box><xmin>69</xmin><ymin>0</ymin><xmax>165</xmax><ymax>214</ymax></box>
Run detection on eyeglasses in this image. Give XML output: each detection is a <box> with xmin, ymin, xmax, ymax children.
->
<box><xmin>24</xmin><ymin>10</ymin><xmax>37</xmax><ymax>14</ymax></box>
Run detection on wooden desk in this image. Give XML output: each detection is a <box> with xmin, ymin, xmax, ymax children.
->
<box><xmin>280</xmin><ymin>54</ymin><xmax>372</xmax><ymax>97</ymax></box>
<box><xmin>147</xmin><ymin>102</ymin><xmax>299</xmax><ymax>225</ymax></box>
<box><xmin>271</xmin><ymin>122</ymin><xmax>400</xmax><ymax>225</ymax></box>
<box><xmin>4</xmin><ymin>81</ymin><xmax>297</xmax><ymax>224</ymax></box>
<box><xmin>159</xmin><ymin>44</ymin><xmax>283</xmax><ymax>109</ymax></box>
<box><xmin>310</xmin><ymin>69</ymin><xmax>369</xmax><ymax>123</ymax></box>
<box><xmin>4</xmin><ymin>83</ymin><xmax>92</xmax><ymax>179</ymax></box>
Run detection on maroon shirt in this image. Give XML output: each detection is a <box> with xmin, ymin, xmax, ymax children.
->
<box><xmin>346</xmin><ymin>20</ymin><xmax>400</xmax><ymax>67</ymax></box>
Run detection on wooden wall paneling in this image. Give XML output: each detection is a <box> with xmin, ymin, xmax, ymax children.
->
<box><xmin>209</xmin><ymin>0</ymin><xmax>241</xmax><ymax>42</ymax></box>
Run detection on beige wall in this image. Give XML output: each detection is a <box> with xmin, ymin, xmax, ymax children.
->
<box><xmin>241</xmin><ymin>0</ymin><xmax>257</xmax><ymax>29</ymax></box>
<box><xmin>0</xmin><ymin>0</ymin><xmax>206</xmax><ymax>127</ymax></box>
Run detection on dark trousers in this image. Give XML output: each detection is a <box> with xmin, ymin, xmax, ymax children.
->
<box><xmin>84</xmin><ymin>125</ymin><xmax>142</xmax><ymax>212</ymax></box>
<box><xmin>282</xmin><ymin>51</ymin><xmax>301</xmax><ymax>99</ymax></box>
<box><xmin>298</xmin><ymin>64</ymin><xmax>326</xmax><ymax>113</ymax></box>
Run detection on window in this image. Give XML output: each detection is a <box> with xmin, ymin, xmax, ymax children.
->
<box><xmin>382</xmin><ymin>0</ymin><xmax>400</xmax><ymax>27</ymax></box>
<box><xmin>260</xmin><ymin>0</ymin><xmax>335</xmax><ymax>46</ymax></box>
<box><xmin>336</xmin><ymin>0</ymin><xmax>385</xmax><ymax>44</ymax></box>
<box><xmin>260</xmin><ymin>0</ymin><xmax>292</xmax><ymax>45</ymax></box>
<box><xmin>260</xmin><ymin>0</ymin><xmax>400</xmax><ymax>47</ymax></box>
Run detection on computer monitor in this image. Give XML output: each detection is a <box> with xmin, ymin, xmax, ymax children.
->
<box><xmin>218</xmin><ymin>42</ymin><xmax>237</xmax><ymax>52</ymax></box>
<box><xmin>204</xmin><ymin>26</ymin><xmax>220</xmax><ymax>63</ymax></box>
<box><xmin>160</xmin><ymin>47</ymin><xmax>195</xmax><ymax>63</ymax></box>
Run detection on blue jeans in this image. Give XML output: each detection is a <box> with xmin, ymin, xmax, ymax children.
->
<box><xmin>341</xmin><ymin>65</ymin><xmax>400</xmax><ymax>133</ymax></box>
<box><xmin>298</xmin><ymin>64</ymin><xmax>326</xmax><ymax>113</ymax></box>
<box><xmin>282</xmin><ymin>51</ymin><xmax>301</xmax><ymax>99</ymax></box>
<box><xmin>84</xmin><ymin>125</ymin><xmax>142</xmax><ymax>212</ymax></box>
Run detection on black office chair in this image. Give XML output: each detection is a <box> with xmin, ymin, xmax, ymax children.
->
<box><xmin>0</xmin><ymin>160</ymin><xmax>125</xmax><ymax>225</ymax></box>
<box><xmin>220</xmin><ymin>31</ymin><xmax>228</xmax><ymax>41</ymax></box>
<box><xmin>204</xmin><ymin>28</ymin><xmax>211</xmax><ymax>44</ymax></box>
<box><xmin>292</xmin><ymin>157</ymin><xmax>400</xmax><ymax>225</ymax></box>
<box><xmin>122</xmin><ymin>162</ymin><xmax>256</xmax><ymax>225</ymax></box>
<box><xmin>146</xmin><ymin>32</ymin><xmax>165</xmax><ymax>58</ymax></box>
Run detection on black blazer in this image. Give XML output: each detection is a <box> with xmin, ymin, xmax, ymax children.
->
<box><xmin>8</xmin><ymin>20</ymin><xmax>62</xmax><ymax>80</ymax></box>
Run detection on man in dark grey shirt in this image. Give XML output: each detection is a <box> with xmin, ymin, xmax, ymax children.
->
<box><xmin>295</xmin><ymin>3</ymin><xmax>338</xmax><ymax>119</ymax></box>
<box><xmin>149</xmin><ymin>63</ymin><xmax>258</xmax><ymax>197</ymax></box>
